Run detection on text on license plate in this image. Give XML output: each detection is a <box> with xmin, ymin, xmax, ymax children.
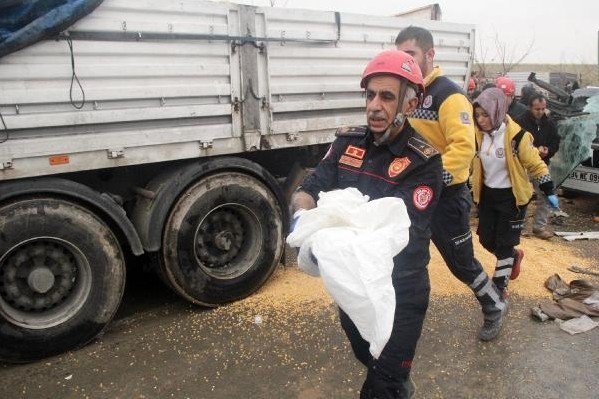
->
<box><xmin>569</xmin><ymin>171</ymin><xmax>599</xmax><ymax>183</ymax></box>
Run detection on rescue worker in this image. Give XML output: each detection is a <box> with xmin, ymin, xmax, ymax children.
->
<box><xmin>467</xmin><ymin>77</ymin><xmax>477</xmax><ymax>99</ymax></box>
<box><xmin>518</xmin><ymin>84</ymin><xmax>537</xmax><ymax>107</ymax></box>
<box><xmin>290</xmin><ymin>50</ymin><xmax>442</xmax><ymax>398</ymax></box>
<box><xmin>395</xmin><ymin>26</ymin><xmax>508</xmax><ymax>341</ymax></box>
<box><xmin>471</xmin><ymin>88</ymin><xmax>559</xmax><ymax>296</ymax></box>
<box><xmin>515</xmin><ymin>93</ymin><xmax>561</xmax><ymax>239</ymax></box>
<box><xmin>495</xmin><ymin>76</ymin><xmax>527</xmax><ymax>120</ymax></box>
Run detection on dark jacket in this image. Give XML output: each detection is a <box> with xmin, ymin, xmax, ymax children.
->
<box><xmin>516</xmin><ymin>111</ymin><xmax>560</xmax><ymax>164</ymax></box>
<box><xmin>299</xmin><ymin>123</ymin><xmax>443</xmax><ymax>274</ymax></box>
<box><xmin>508</xmin><ymin>99</ymin><xmax>527</xmax><ymax>120</ymax></box>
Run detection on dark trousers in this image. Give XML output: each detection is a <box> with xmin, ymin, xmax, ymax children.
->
<box><xmin>339</xmin><ymin>269</ymin><xmax>429</xmax><ymax>399</ymax></box>
<box><xmin>477</xmin><ymin>186</ymin><xmax>527</xmax><ymax>290</ymax></box>
<box><xmin>430</xmin><ymin>183</ymin><xmax>483</xmax><ymax>284</ymax></box>
<box><xmin>431</xmin><ymin>183</ymin><xmax>504</xmax><ymax>314</ymax></box>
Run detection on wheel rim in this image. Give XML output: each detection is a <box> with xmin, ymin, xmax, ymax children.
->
<box><xmin>193</xmin><ymin>203</ymin><xmax>262</xmax><ymax>279</ymax></box>
<box><xmin>0</xmin><ymin>237</ymin><xmax>92</xmax><ymax>329</ymax></box>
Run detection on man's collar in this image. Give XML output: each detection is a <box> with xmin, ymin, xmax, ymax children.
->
<box><xmin>424</xmin><ymin>66</ymin><xmax>443</xmax><ymax>87</ymax></box>
<box><xmin>386</xmin><ymin>123</ymin><xmax>412</xmax><ymax>156</ymax></box>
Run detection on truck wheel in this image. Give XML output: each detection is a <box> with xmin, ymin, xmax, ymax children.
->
<box><xmin>159</xmin><ymin>172</ymin><xmax>284</xmax><ymax>305</ymax></box>
<box><xmin>0</xmin><ymin>197</ymin><xmax>125</xmax><ymax>363</ymax></box>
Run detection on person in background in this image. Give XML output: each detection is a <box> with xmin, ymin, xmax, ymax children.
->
<box><xmin>291</xmin><ymin>50</ymin><xmax>442</xmax><ymax>399</ymax></box>
<box><xmin>515</xmin><ymin>93</ymin><xmax>561</xmax><ymax>239</ymax></box>
<box><xmin>495</xmin><ymin>76</ymin><xmax>527</xmax><ymax>120</ymax></box>
<box><xmin>471</xmin><ymin>88</ymin><xmax>559</xmax><ymax>299</ymax></box>
<box><xmin>518</xmin><ymin>84</ymin><xmax>537</xmax><ymax>107</ymax></box>
<box><xmin>395</xmin><ymin>26</ymin><xmax>508</xmax><ymax>342</ymax></box>
<box><xmin>482</xmin><ymin>82</ymin><xmax>496</xmax><ymax>91</ymax></box>
<box><xmin>468</xmin><ymin>77</ymin><xmax>477</xmax><ymax>99</ymax></box>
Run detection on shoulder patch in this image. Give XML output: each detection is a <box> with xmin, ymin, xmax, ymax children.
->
<box><xmin>407</xmin><ymin>136</ymin><xmax>439</xmax><ymax>160</ymax></box>
<box><xmin>335</xmin><ymin>125</ymin><xmax>368</xmax><ymax>137</ymax></box>
<box><xmin>460</xmin><ymin>111</ymin><xmax>471</xmax><ymax>125</ymax></box>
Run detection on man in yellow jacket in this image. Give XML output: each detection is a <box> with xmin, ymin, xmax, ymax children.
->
<box><xmin>396</xmin><ymin>26</ymin><xmax>507</xmax><ymax>341</ymax></box>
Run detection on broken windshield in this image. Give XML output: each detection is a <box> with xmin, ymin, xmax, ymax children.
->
<box><xmin>549</xmin><ymin>94</ymin><xmax>599</xmax><ymax>187</ymax></box>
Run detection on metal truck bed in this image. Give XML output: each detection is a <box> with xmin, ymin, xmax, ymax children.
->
<box><xmin>0</xmin><ymin>0</ymin><xmax>474</xmax><ymax>180</ymax></box>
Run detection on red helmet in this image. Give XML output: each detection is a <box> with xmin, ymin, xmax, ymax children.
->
<box><xmin>360</xmin><ymin>50</ymin><xmax>425</xmax><ymax>95</ymax></box>
<box><xmin>495</xmin><ymin>76</ymin><xmax>515</xmax><ymax>96</ymax></box>
<box><xmin>468</xmin><ymin>77</ymin><xmax>476</xmax><ymax>91</ymax></box>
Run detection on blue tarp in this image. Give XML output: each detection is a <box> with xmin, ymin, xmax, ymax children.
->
<box><xmin>0</xmin><ymin>0</ymin><xmax>103</xmax><ymax>58</ymax></box>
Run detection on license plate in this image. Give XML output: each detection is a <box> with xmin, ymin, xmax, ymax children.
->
<box><xmin>569</xmin><ymin>170</ymin><xmax>599</xmax><ymax>183</ymax></box>
<box><xmin>561</xmin><ymin>165</ymin><xmax>599</xmax><ymax>194</ymax></box>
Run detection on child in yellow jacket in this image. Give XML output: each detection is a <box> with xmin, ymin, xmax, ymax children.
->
<box><xmin>471</xmin><ymin>88</ymin><xmax>559</xmax><ymax>296</ymax></box>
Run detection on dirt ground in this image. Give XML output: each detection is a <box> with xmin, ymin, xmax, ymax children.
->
<box><xmin>1</xmin><ymin>195</ymin><xmax>598</xmax><ymax>399</ymax></box>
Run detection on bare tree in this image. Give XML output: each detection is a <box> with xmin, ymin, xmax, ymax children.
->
<box><xmin>474</xmin><ymin>34</ymin><xmax>491</xmax><ymax>82</ymax></box>
<box><xmin>493</xmin><ymin>31</ymin><xmax>535</xmax><ymax>75</ymax></box>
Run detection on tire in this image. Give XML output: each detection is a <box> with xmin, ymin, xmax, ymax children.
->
<box><xmin>159</xmin><ymin>171</ymin><xmax>284</xmax><ymax>306</ymax></box>
<box><xmin>0</xmin><ymin>197</ymin><xmax>126</xmax><ymax>363</ymax></box>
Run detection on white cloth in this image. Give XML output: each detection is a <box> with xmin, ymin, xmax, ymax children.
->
<box><xmin>286</xmin><ymin>187</ymin><xmax>411</xmax><ymax>358</ymax></box>
<box><xmin>479</xmin><ymin>122</ymin><xmax>512</xmax><ymax>188</ymax></box>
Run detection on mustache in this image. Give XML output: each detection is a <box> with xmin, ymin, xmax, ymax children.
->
<box><xmin>367</xmin><ymin>112</ymin><xmax>385</xmax><ymax>119</ymax></box>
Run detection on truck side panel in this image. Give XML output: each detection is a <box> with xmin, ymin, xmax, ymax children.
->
<box><xmin>262</xmin><ymin>8</ymin><xmax>474</xmax><ymax>149</ymax></box>
<box><xmin>0</xmin><ymin>0</ymin><xmax>242</xmax><ymax>179</ymax></box>
<box><xmin>0</xmin><ymin>0</ymin><xmax>474</xmax><ymax>180</ymax></box>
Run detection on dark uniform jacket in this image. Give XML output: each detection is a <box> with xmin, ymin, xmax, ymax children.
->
<box><xmin>516</xmin><ymin>111</ymin><xmax>560</xmax><ymax>165</ymax></box>
<box><xmin>299</xmin><ymin>123</ymin><xmax>443</xmax><ymax>274</ymax></box>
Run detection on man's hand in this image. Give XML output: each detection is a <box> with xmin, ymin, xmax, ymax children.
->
<box><xmin>290</xmin><ymin>209</ymin><xmax>305</xmax><ymax>234</ymax></box>
<box><xmin>546</xmin><ymin>194</ymin><xmax>559</xmax><ymax>209</ymax></box>
<box><xmin>538</xmin><ymin>146</ymin><xmax>549</xmax><ymax>158</ymax></box>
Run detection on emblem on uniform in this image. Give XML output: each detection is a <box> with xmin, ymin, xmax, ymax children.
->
<box><xmin>422</xmin><ymin>95</ymin><xmax>433</xmax><ymax>109</ymax></box>
<box><xmin>495</xmin><ymin>148</ymin><xmax>504</xmax><ymax>158</ymax></box>
<box><xmin>413</xmin><ymin>185</ymin><xmax>433</xmax><ymax>210</ymax></box>
<box><xmin>388</xmin><ymin>157</ymin><xmax>411</xmax><ymax>178</ymax></box>
<box><xmin>423</xmin><ymin>147</ymin><xmax>435</xmax><ymax>156</ymax></box>
<box><xmin>460</xmin><ymin>112</ymin><xmax>471</xmax><ymax>125</ymax></box>
<box><xmin>339</xmin><ymin>155</ymin><xmax>363</xmax><ymax>168</ymax></box>
<box><xmin>344</xmin><ymin>145</ymin><xmax>366</xmax><ymax>160</ymax></box>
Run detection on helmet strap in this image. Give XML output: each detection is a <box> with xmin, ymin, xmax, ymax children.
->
<box><xmin>375</xmin><ymin>81</ymin><xmax>409</xmax><ymax>146</ymax></box>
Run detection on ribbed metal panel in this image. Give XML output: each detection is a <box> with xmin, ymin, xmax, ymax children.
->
<box><xmin>0</xmin><ymin>0</ymin><xmax>238</xmax><ymax>137</ymax></box>
<box><xmin>0</xmin><ymin>1</ymin><xmax>474</xmax><ymax>180</ymax></box>
<box><xmin>263</xmin><ymin>8</ymin><xmax>474</xmax><ymax>136</ymax></box>
<box><xmin>506</xmin><ymin>71</ymin><xmax>550</xmax><ymax>96</ymax></box>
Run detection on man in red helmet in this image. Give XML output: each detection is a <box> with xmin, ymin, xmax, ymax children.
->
<box><xmin>496</xmin><ymin>76</ymin><xmax>527</xmax><ymax>119</ymax></box>
<box><xmin>468</xmin><ymin>77</ymin><xmax>477</xmax><ymax>98</ymax></box>
<box><xmin>396</xmin><ymin>26</ymin><xmax>508</xmax><ymax>342</ymax></box>
<box><xmin>291</xmin><ymin>50</ymin><xmax>443</xmax><ymax>398</ymax></box>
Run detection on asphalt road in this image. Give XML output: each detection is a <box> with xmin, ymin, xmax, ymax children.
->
<box><xmin>1</xmin><ymin>194</ymin><xmax>598</xmax><ymax>399</ymax></box>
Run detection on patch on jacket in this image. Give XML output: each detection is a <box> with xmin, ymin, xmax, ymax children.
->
<box><xmin>388</xmin><ymin>157</ymin><xmax>411</xmax><ymax>178</ymax></box>
<box><xmin>339</xmin><ymin>155</ymin><xmax>363</xmax><ymax>168</ymax></box>
<box><xmin>460</xmin><ymin>112</ymin><xmax>471</xmax><ymax>124</ymax></box>
<box><xmin>336</xmin><ymin>125</ymin><xmax>367</xmax><ymax>137</ymax></box>
<box><xmin>344</xmin><ymin>145</ymin><xmax>366</xmax><ymax>160</ymax></box>
<box><xmin>407</xmin><ymin>137</ymin><xmax>439</xmax><ymax>160</ymax></box>
<box><xmin>422</xmin><ymin>95</ymin><xmax>433</xmax><ymax>109</ymax></box>
<box><xmin>413</xmin><ymin>185</ymin><xmax>434</xmax><ymax>210</ymax></box>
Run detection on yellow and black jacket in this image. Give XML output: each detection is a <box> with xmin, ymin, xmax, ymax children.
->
<box><xmin>409</xmin><ymin>67</ymin><xmax>475</xmax><ymax>186</ymax></box>
<box><xmin>471</xmin><ymin>116</ymin><xmax>553</xmax><ymax>207</ymax></box>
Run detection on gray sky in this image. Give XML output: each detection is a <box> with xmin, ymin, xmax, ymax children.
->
<box><xmin>236</xmin><ymin>0</ymin><xmax>599</xmax><ymax>65</ymax></box>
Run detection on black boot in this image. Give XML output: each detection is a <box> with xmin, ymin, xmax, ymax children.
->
<box><xmin>470</xmin><ymin>272</ymin><xmax>509</xmax><ymax>341</ymax></box>
<box><xmin>360</xmin><ymin>371</ymin><xmax>416</xmax><ymax>399</ymax></box>
<box><xmin>479</xmin><ymin>298</ymin><xmax>509</xmax><ymax>341</ymax></box>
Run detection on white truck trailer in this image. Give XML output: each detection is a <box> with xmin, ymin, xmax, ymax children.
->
<box><xmin>0</xmin><ymin>0</ymin><xmax>474</xmax><ymax>362</ymax></box>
